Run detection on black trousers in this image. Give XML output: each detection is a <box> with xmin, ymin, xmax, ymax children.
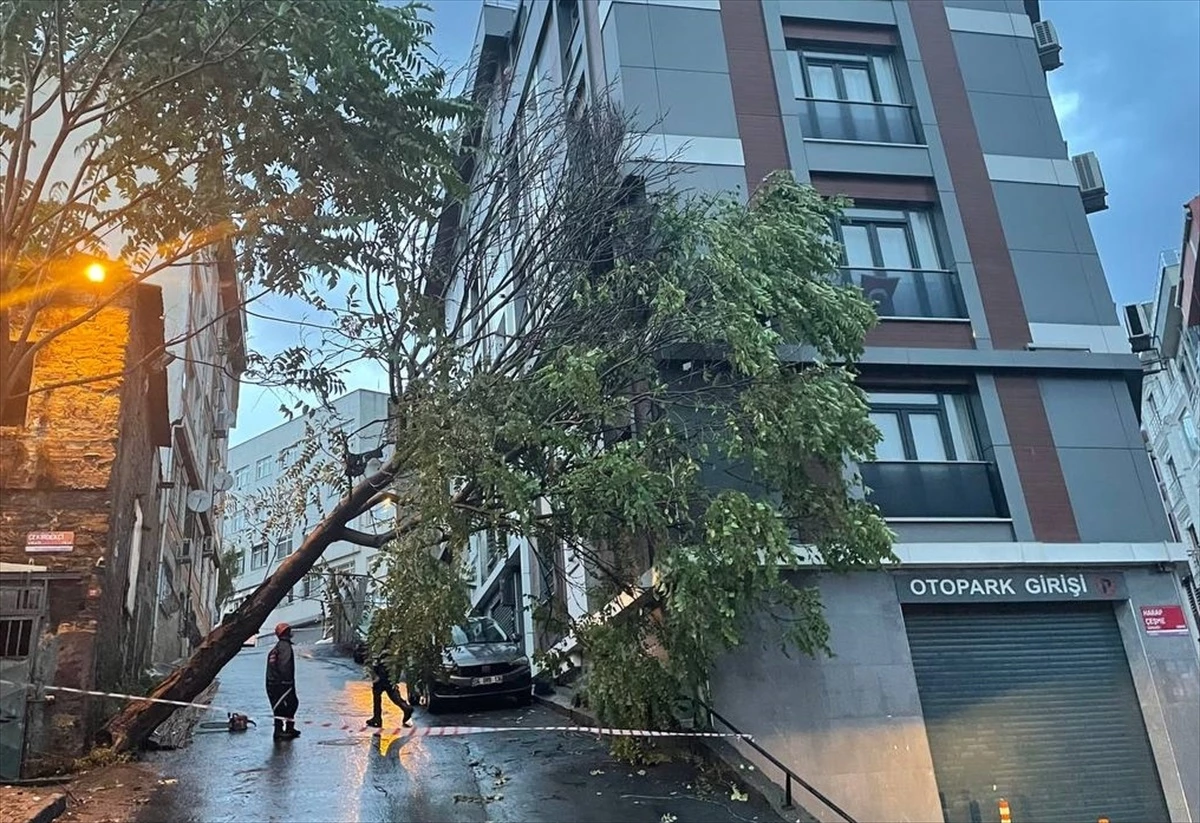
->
<box><xmin>267</xmin><ymin>684</ymin><xmax>298</xmax><ymax>721</ymax></box>
<box><xmin>372</xmin><ymin>676</ymin><xmax>412</xmax><ymax>720</ymax></box>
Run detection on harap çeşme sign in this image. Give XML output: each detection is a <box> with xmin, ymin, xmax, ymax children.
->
<box><xmin>893</xmin><ymin>569</ymin><xmax>1127</xmax><ymax>603</ymax></box>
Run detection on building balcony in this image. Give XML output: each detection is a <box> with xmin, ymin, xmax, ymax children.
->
<box><xmin>839</xmin><ymin>267</ymin><xmax>965</xmax><ymax>319</ymax></box>
<box><xmin>860</xmin><ymin>460</ymin><xmax>1009</xmax><ymax>520</ymax></box>
<box><xmin>798</xmin><ymin>98</ymin><xmax>921</xmax><ymax>145</ymax></box>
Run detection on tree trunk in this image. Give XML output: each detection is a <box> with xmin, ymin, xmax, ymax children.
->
<box><xmin>98</xmin><ymin>463</ymin><xmax>395</xmax><ymax>752</ymax></box>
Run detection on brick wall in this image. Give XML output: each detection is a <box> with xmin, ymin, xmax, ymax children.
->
<box><xmin>1</xmin><ymin>286</ymin><xmax>169</xmax><ymax>773</ymax></box>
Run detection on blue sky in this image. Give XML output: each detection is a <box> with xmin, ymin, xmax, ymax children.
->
<box><xmin>230</xmin><ymin>0</ymin><xmax>1200</xmax><ymax>443</ymax></box>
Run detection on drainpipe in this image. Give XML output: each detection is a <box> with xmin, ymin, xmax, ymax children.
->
<box><xmin>580</xmin><ymin>0</ymin><xmax>606</xmax><ymax>101</ymax></box>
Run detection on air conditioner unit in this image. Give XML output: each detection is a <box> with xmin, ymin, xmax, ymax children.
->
<box><xmin>178</xmin><ymin>538</ymin><xmax>193</xmax><ymax>564</ymax></box>
<box><xmin>1072</xmin><ymin>152</ymin><xmax>1108</xmax><ymax>214</ymax></box>
<box><xmin>1033</xmin><ymin>20</ymin><xmax>1062</xmax><ymax>71</ymax></box>
<box><xmin>1123</xmin><ymin>304</ymin><xmax>1154</xmax><ymax>353</ymax></box>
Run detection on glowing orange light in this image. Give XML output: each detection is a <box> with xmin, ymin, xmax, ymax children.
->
<box><xmin>84</xmin><ymin>262</ymin><xmax>107</xmax><ymax>283</ymax></box>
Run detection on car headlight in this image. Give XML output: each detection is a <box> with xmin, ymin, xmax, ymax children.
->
<box><xmin>513</xmin><ymin>656</ymin><xmax>531</xmax><ymax>669</ymax></box>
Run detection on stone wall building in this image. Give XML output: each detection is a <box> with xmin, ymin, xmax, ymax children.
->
<box><xmin>0</xmin><ymin>281</ymin><xmax>170</xmax><ymax>777</ymax></box>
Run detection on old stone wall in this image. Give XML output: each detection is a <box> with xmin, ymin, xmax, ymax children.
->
<box><xmin>1</xmin><ymin>287</ymin><xmax>168</xmax><ymax>774</ymax></box>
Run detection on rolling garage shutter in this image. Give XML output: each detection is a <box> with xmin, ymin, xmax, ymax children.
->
<box><xmin>905</xmin><ymin>603</ymin><xmax>1170</xmax><ymax>823</ymax></box>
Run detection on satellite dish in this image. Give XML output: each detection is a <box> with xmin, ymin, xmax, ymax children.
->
<box><xmin>365</xmin><ymin>457</ymin><xmax>383</xmax><ymax>476</ymax></box>
<box><xmin>186</xmin><ymin>489</ymin><xmax>214</xmax><ymax>513</ymax></box>
<box><xmin>212</xmin><ymin>471</ymin><xmax>234</xmax><ymax>492</ymax></box>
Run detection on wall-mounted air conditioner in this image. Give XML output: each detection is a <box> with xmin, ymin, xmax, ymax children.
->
<box><xmin>1072</xmin><ymin>152</ymin><xmax>1108</xmax><ymax>214</ymax></box>
<box><xmin>1033</xmin><ymin>20</ymin><xmax>1062</xmax><ymax>71</ymax></box>
<box><xmin>1123</xmin><ymin>304</ymin><xmax>1154</xmax><ymax>353</ymax></box>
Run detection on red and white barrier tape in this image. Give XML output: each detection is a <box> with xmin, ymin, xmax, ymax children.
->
<box><xmin>0</xmin><ymin>679</ymin><xmax>753</xmax><ymax>741</ymax></box>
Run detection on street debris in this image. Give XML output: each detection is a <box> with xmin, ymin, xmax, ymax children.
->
<box><xmin>589</xmin><ymin>769</ymin><xmax>605</xmax><ymax>776</ymax></box>
<box><xmin>661</xmin><ymin>815</ymin><xmax>678</xmax><ymax>823</ymax></box>
<box><xmin>730</xmin><ymin>786</ymin><xmax>749</xmax><ymax>802</ymax></box>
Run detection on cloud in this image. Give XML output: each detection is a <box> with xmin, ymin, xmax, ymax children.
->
<box><xmin>1050</xmin><ymin>88</ymin><xmax>1080</xmax><ymax>129</ymax></box>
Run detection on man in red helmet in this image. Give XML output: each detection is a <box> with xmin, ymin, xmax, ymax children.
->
<box><xmin>266</xmin><ymin>622</ymin><xmax>300</xmax><ymax>740</ymax></box>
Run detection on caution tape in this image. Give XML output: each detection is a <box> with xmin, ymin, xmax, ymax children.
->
<box><xmin>0</xmin><ymin>679</ymin><xmax>753</xmax><ymax>742</ymax></box>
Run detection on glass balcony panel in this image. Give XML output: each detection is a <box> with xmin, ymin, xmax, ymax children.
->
<box><xmin>798</xmin><ymin>98</ymin><xmax>920</xmax><ymax>144</ymax></box>
<box><xmin>841</xmin><ymin>268</ymin><xmax>964</xmax><ymax>319</ymax></box>
<box><xmin>859</xmin><ymin>461</ymin><xmax>1008</xmax><ymax>519</ymax></box>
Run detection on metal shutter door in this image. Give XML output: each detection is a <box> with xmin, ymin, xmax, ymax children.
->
<box><xmin>905</xmin><ymin>603</ymin><xmax>1170</xmax><ymax>823</ymax></box>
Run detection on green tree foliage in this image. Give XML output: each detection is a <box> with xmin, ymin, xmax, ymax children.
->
<box><xmin>1</xmin><ymin>0</ymin><xmax>465</xmax><ymax>400</ymax></box>
<box><xmin>365</xmin><ymin>101</ymin><xmax>895</xmax><ymax>741</ymax></box>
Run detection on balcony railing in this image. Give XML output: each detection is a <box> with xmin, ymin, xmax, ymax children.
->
<box><xmin>797</xmin><ymin>98</ymin><xmax>920</xmax><ymax>144</ymax></box>
<box><xmin>859</xmin><ymin>461</ymin><xmax>1008</xmax><ymax>520</ymax></box>
<box><xmin>839</xmin><ymin>267</ymin><xmax>965</xmax><ymax>319</ymax></box>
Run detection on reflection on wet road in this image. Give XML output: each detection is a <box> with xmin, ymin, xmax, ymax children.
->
<box><xmin>140</xmin><ymin>633</ymin><xmax>784</xmax><ymax>822</ymax></box>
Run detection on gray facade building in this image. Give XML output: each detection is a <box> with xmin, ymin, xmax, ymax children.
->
<box><xmin>462</xmin><ymin>1</ymin><xmax>1200</xmax><ymax>820</ymax></box>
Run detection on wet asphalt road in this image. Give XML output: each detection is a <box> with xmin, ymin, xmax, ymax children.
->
<box><xmin>139</xmin><ymin>632</ymin><xmax>784</xmax><ymax>823</ymax></box>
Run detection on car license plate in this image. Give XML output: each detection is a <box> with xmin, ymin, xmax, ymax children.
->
<box><xmin>473</xmin><ymin>675</ymin><xmax>503</xmax><ymax>686</ymax></box>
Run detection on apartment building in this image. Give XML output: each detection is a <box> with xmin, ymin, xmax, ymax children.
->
<box><xmin>222</xmin><ymin>389</ymin><xmax>392</xmax><ymax>637</ymax></box>
<box><xmin>149</xmin><ymin>245</ymin><xmax>248</xmax><ymax>665</ymax></box>
<box><xmin>459</xmin><ymin>1</ymin><xmax>1200</xmax><ymax>821</ymax></box>
<box><xmin>1127</xmin><ymin>196</ymin><xmax>1200</xmax><ymax>631</ymax></box>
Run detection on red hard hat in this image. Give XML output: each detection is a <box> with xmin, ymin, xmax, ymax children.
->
<box><xmin>274</xmin><ymin>622</ymin><xmax>292</xmax><ymax>638</ymax></box>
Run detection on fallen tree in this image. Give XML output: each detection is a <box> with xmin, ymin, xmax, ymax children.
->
<box><xmin>104</xmin><ymin>86</ymin><xmax>896</xmax><ymax>751</ymax></box>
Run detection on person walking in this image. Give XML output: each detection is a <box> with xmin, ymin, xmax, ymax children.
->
<box><xmin>266</xmin><ymin>622</ymin><xmax>301</xmax><ymax>740</ymax></box>
<box><xmin>366</xmin><ymin>640</ymin><xmax>413</xmax><ymax>730</ymax></box>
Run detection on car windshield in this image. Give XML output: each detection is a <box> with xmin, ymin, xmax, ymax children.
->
<box><xmin>451</xmin><ymin>617</ymin><xmax>509</xmax><ymax>645</ymax></box>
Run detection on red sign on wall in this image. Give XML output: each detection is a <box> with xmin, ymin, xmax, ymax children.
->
<box><xmin>1139</xmin><ymin>605</ymin><xmax>1189</xmax><ymax>636</ymax></box>
<box><xmin>25</xmin><ymin>531</ymin><xmax>75</xmax><ymax>553</ymax></box>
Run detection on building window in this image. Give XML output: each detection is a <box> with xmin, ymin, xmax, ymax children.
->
<box><xmin>1186</xmin><ymin>525</ymin><xmax>1199</xmax><ymax>553</ymax></box>
<box><xmin>278</xmin><ymin>446</ymin><xmax>298</xmax><ymax>469</ymax></box>
<box><xmin>837</xmin><ymin>208</ymin><xmax>961</xmax><ymax>318</ymax></box>
<box><xmin>0</xmin><ymin>339</ymin><xmax>34</xmax><ymax>428</ymax></box>
<box><xmin>274</xmin><ymin>536</ymin><xmax>293</xmax><ymax>561</ymax></box>
<box><xmin>1179</xmin><ymin>358</ymin><xmax>1195</xmax><ymax>397</ymax></box>
<box><xmin>233</xmin><ymin>466</ymin><xmax>250</xmax><ymax>489</ymax></box>
<box><xmin>301</xmin><ymin>574</ymin><xmax>323</xmax><ymax>599</ymax></box>
<box><xmin>860</xmin><ymin>391</ymin><xmax>1006</xmax><ymax>519</ymax></box>
<box><xmin>232</xmin><ymin>551</ymin><xmax>245</xmax><ymax>576</ymax></box>
<box><xmin>250</xmin><ymin>543</ymin><xmax>268</xmax><ymax>570</ymax></box>
<box><xmin>0</xmin><ymin>618</ymin><xmax>34</xmax><ymax>658</ymax></box>
<box><xmin>1181</xmin><ymin>410</ymin><xmax>1200</xmax><ymax>456</ymax></box>
<box><xmin>868</xmin><ymin>392</ymin><xmax>980</xmax><ymax>461</ymax></box>
<box><xmin>788</xmin><ymin>49</ymin><xmax>918</xmax><ymax>144</ymax></box>
<box><xmin>255</xmin><ymin>457</ymin><xmax>272</xmax><ymax>480</ymax></box>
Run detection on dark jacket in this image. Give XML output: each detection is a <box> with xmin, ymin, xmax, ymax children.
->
<box><xmin>266</xmin><ymin>638</ymin><xmax>295</xmax><ymax>689</ymax></box>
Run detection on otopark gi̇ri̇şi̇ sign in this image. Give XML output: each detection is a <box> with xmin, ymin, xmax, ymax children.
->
<box><xmin>893</xmin><ymin>570</ymin><xmax>1127</xmax><ymax>603</ymax></box>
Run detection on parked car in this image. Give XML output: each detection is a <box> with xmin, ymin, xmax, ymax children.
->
<box><xmin>417</xmin><ymin>617</ymin><xmax>533</xmax><ymax>713</ymax></box>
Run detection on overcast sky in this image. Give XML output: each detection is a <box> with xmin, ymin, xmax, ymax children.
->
<box><xmin>229</xmin><ymin>0</ymin><xmax>1200</xmax><ymax>445</ymax></box>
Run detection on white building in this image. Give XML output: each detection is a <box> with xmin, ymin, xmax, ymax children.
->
<box><xmin>1127</xmin><ymin>221</ymin><xmax>1200</xmax><ymax>629</ymax></box>
<box><xmin>222</xmin><ymin>389</ymin><xmax>392</xmax><ymax>637</ymax></box>
<box><xmin>150</xmin><ymin>245</ymin><xmax>248</xmax><ymax>664</ymax></box>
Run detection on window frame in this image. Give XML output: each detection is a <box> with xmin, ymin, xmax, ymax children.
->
<box><xmin>254</xmin><ymin>457</ymin><xmax>272</xmax><ymax>480</ymax></box>
<box><xmin>796</xmin><ymin>50</ymin><xmax>891</xmax><ymax>104</ymax></box>
<box><xmin>250</xmin><ymin>543</ymin><xmax>268</xmax><ymax>570</ymax></box>
<box><xmin>274</xmin><ymin>535</ymin><xmax>293</xmax><ymax>561</ymax></box>
<box><xmin>867</xmin><ymin>392</ymin><xmax>980</xmax><ymax>463</ymax></box>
